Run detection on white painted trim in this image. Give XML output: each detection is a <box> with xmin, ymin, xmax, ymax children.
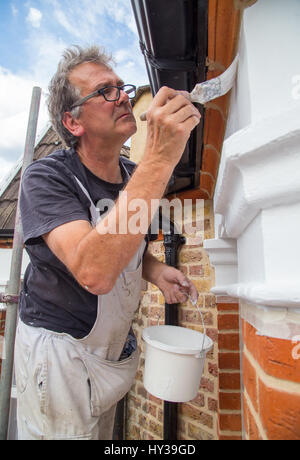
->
<box><xmin>214</xmin><ymin>105</ymin><xmax>300</xmax><ymax>238</ymax></box>
<box><xmin>240</xmin><ymin>301</ymin><xmax>300</xmax><ymax>341</ymax></box>
<box><xmin>204</xmin><ymin>238</ymin><xmax>237</xmax><ymax>265</ymax></box>
<box><xmin>211</xmin><ymin>283</ymin><xmax>300</xmax><ymax>309</ymax></box>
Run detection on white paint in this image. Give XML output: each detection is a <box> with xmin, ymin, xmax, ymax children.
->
<box><xmin>204</xmin><ymin>238</ymin><xmax>237</xmax><ymax>287</ymax></box>
<box><xmin>240</xmin><ymin>301</ymin><xmax>300</xmax><ymax>341</ymax></box>
<box><xmin>215</xmin><ymin>104</ymin><xmax>300</xmax><ymax>239</ymax></box>
<box><xmin>225</xmin><ymin>25</ymin><xmax>251</xmax><ymax>138</ymax></box>
<box><xmin>211</xmin><ymin>282</ymin><xmax>300</xmax><ymax>309</ymax></box>
<box><xmin>203</xmin><ymin>0</ymin><xmax>300</xmax><ymax>339</ymax></box>
<box><xmin>237</xmin><ymin>213</ymin><xmax>265</xmax><ymax>284</ymax></box>
<box><xmin>227</xmin><ymin>0</ymin><xmax>300</xmax><ymax>132</ymax></box>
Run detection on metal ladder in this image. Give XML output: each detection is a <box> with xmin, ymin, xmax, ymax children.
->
<box><xmin>0</xmin><ymin>87</ymin><xmax>41</xmax><ymax>440</ymax></box>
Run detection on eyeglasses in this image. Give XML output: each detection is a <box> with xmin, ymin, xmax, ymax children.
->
<box><xmin>70</xmin><ymin>84</ymin><xmax>136</xmax><ymax>109</ymax></box>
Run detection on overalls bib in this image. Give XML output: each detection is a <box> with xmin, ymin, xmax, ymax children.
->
<box><xmin>15</xmin><ymin>173</ymin><xmax>146</xmax><ymax>440</ymax></box>
<box><xmin>73</xmin><ymin>175</ymin><xmax>146</xmax><ymax>415</ymax></box>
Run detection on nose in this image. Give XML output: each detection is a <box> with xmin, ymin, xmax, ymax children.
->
<box><xmin>115</xmin><ymin>88</ymin><xmax>129</xmax><ymax>106</ymax></box>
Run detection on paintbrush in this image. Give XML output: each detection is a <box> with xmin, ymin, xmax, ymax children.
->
<box><xmin>139</xmin><ymin>54</ymin><xmax>239</xmax><ymax>121</ymax></box>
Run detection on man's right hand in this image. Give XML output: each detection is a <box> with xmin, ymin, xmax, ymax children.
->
<box><xmin>143</xmin><ymin>86</ymin><xmax>201</xmax><ymax>166</ymax></box>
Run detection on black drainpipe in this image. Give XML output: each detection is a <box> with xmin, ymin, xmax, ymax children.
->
<box><xmin>162</xmin><ymin>220</ymin><xmax>186</xmax><ymax>440</ymax></box>
<box><xmin>113</xmin><ymin>218</ymin><xmax>186</xmax><ymax>441</ymax></box>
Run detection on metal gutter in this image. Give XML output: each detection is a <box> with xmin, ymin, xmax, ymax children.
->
<box><xmin>130</xmin><ymin>0</ymin><xmax>208</xmax><ymax>440</ymax></box>
<box><xmin>131</xmin><ymin>0</ymin><xmax>208</xmax><ymax>195</ymax></box>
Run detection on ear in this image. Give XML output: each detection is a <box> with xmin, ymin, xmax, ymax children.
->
<box><xmin>62</xmin><ymin>112</ymin><xmax>85</xmax><ymax>137</ymax></box>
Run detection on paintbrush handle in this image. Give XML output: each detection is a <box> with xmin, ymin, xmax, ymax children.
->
<box><xmin>139</xmin><ymin>92</ymin><xmax>192</xmax><ymax>121</ymax></box>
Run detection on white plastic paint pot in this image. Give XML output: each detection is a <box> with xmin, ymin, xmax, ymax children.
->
<box><xmin>142</xmin><ymin>325</ymin><xmax>213</xmax><ymax>402</ymax></box>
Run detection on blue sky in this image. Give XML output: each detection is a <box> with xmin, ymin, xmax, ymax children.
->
<box><xmin>0</xmin><ymin>0</ymin><xmax>149</xmax><ymax>183</ymax></box>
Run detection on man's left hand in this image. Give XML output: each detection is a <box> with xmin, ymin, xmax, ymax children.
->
<box><xmin>155</xmin><ymin>265</ymin><xmax>198</xmax><ymax>305</ymax></box>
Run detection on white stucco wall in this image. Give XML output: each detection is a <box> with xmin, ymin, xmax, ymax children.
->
<box><xmin>226</xmin><ymin>0</ymin><xmax>300</xmax><ymax>138</ymax></box>
<box><xmin>205</xmin><ymin>0</ymin><xmax>300</xmax><ymax>339</ymax></box>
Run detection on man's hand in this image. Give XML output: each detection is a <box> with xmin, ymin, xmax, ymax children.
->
<box><xmin>144</xmin><ymin>86</ymin><xmax>201</xmax><ymax>167</ymax></box>
<box><xmin>143</xmin><ymin>251</ymin><xmax>198</xmax><ymax>305</ymax></box>
<box><xmin>155</xmin><ymin>265</ymin><xmax>198</xmax><ymax>305</ymax></box>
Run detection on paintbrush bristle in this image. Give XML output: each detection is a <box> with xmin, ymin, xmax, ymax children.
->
<box><xmin>190</xmin><ymin>54</ymin><xmax>239</xmax><ymax>104</ymax></box>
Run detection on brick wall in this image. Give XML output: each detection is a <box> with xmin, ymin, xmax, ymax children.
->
<box><xmin>126</xmin><ymin>199</ymin><xmax>222</xmax><ymax>440</ymax></box>
<box><xmin>217</xmin><ymin>298</ymin><xmax>242</xmax><ymax>440</ymax></box>
<box><xmin>242</xmin><ymin>318</ymin><xmax>300</xmax><ymax>440</ymax></box>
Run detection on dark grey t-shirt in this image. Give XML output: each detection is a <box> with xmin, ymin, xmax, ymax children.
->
<box><xmin>19</xmin><ymin>148</ymin><xmax>151</xmax><ymax>339</ymax></box>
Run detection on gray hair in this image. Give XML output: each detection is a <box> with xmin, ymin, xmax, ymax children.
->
<box><xmin>47</xmin><ymin>45</ymin><xmax>114</xmax><ymax>148</ymax></box>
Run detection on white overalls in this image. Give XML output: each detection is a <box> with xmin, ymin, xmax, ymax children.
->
<box><xmin>14</xmin><ymin>175</ymin><xmax>146</xmax><ymax>440</ymax></box>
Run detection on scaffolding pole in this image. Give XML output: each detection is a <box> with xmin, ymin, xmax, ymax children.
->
<box><xmin>0</xmin><ymin>87</ymin><xmax>41</xmax><ymax>440</ymax></box>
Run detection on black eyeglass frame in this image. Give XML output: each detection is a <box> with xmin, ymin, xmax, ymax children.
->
<box><xmin>70</xmin><ymin>84</ymin><xmax>136</xmax><ymax>110</ymax></box>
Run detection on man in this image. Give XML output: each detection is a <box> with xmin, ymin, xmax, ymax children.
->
<box><xmin>14</xmin><ymin>45</ymin><xmax>200</xmax><ymax>440</ymax></box>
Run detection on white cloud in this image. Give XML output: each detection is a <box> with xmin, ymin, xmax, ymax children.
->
<box><xmin>114</xmin><ymin>49</ymin><xmax>132</xmax><ymax>63</ymax></box>
<box><xmin>53</xmin><ymin>8</ymin><xmax>80</xmax><ymax>38</ymax></box>
<box><xmin>11</xmin><ymin>4</ymin><xmax>18</xmax><ymax>17</ymax></box>
<box><xmin>0</xmin><ymin>157</ymin><xmax>17</xmax><ymax>184</ymax></box>
<box><xmin>26</xmin><ymin>7</ymin><xmax>43</xmax><ymax>28</ymax></box>
<box><xmin>0</xmin><ymin>0</ymin><xmax>148</xmax><ymax>179</ymax></box>
<box><xmin>23</xmin><ymin>31</ymin><xmax>68</xmax><ymax>86</ymax></box>
<box><xmin>0</xmin><ymin>67</ymin><xmax>49</xmax><ymax>167</ymax></box>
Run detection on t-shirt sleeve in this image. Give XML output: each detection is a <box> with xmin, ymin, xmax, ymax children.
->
<box><xmin>20</xmin><ymin>160</ymin><xmax>90</xmax><ymax>244</ymax></box>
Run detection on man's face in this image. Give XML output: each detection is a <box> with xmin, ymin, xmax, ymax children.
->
<box><xmin>69</xmin><ymin>62</ymin><xmax>137</xmax><ymax>145</ymax></box>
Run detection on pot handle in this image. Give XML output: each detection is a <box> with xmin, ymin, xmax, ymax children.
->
<box><xmin>188</xmin><ymin>296</ymin><xmax>206</xmax><ymax>355</ymax></box>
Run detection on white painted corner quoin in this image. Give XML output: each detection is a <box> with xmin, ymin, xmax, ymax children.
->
<box><xmin>203</xmin><ymin>0</ymin><xmax>300</xmax><ymax>327</ymax></box>
<box><xmin>204</xmin><ymin>104</ymin><xmax>300</xmax><ymax>315</ymax></box>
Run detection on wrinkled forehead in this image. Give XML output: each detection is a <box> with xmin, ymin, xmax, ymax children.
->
<box><xmin>69</xmin><ymin>62</ymin><xmax>123</xmax><ymax>95</ymax></box>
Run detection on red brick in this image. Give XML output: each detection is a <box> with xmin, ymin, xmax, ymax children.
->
<box><xmin>248</xmin><ymin>408</ymin><xmax>262</xmax><ymax>440</ymax></box>
<box><xmin>219</xmin><ymin>372</ymin><xmax>241</xmax><ymax>390</ymax></box>
<box><xmin>200</xmin><ymin>377</ymin><xmax>214</xmax><ymax>393</ymax></box>
<box><xmin>243</xmin><ymin>320</ymin><xmax>300</xmax><ymax>384</ymax></box>
<box><xmin>218</xmin><ymin>314</ymin><xmax>239</xmax><ymax>331</ymax></box>
<box><xmin>217</xmin><ymin>303</ymin><xmax>239</xmax><ymax>312</ymax></box>
<box><xmin>218</xmin><ymin>352</ymin><xmax>240</xmax><ymax>370</ymax></box>
<box><xmin>180</xmin><ymin>309</ymin><xmax>213</xmax><ymax>326</ymax></box>
<box><xmin>243</xmin><ymin>394</ymin><xmax>249</xmax><ymax>436</ymax></box>
<box><xmin>219</xmin><ymin>392</ymin><xmax>241</xmax><ymax>411</ymax></box>
<box><xmin>219</xmin><ymin>434</ymin><xmax>242</xmax><ymax>440</ymax></box>
<box><xmin>204</xmin><ymin>295</ymin><xmax>216</xmax><ymax>308</ymax></box>
<box><xmin>259</xmin><ymin>378</ymin><xmax>300</xmax><ymax>440</ymax></box>
<box><xmin>208</xmin><ymin>362</ymin><xmax>218</xmax><ymax>377</ymax></box>
<box><xmin>243</xmin><ymin>393</ymin><xmax>262</xmax><ymax>440</ymax></box>
<box><xmin>219</xmin><ymin>413</ymin><xmax>242</xmax><ymax>432</ymax></box>
<box><xmin>243</xmin><ymin>353</ymin><xmax>258</xmax><ymax>412</ymax></box>
<box><xmin>208</xmin><ymin>397</ymin><xmax>218</xmax><ymax>412</ymax></box>
<box><xmin>218</xmin><ymin>332</ymin><xmax>240</xmax><ymax>351</ymax></box>
<box><xmin>189</xmin><ymin>265</ymin><xmax>205</xmax><ymax>276</ymax></box>
<box><xmin>149</xmin><ymin>403</ymin><xmax>157</xmax><ymax>418</ymax></box>
<box><xmin>191</xmin><ymin>392</ymin><xmax>205</xmax><ymax>407</ymax></box>
<box><xmin>180</xmin><ymin>404</ymin><xmax>214</xmax><ymax>429</ymax></box>
<box><xmin>148</xmin><ymin>393</ymin><xmax>163</xmax><ymax>407</ymax></box>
